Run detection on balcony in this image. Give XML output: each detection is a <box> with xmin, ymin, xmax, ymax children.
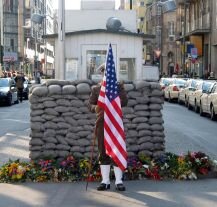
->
<box><xmin>176</xmin><ymin>0</ymin><xmax>191</xmax><ymax>4</ymax></box>
<box><xmin>189</xmin><ymin>13</ymin><xmax>210</xmax><ymax>34</ymax></box>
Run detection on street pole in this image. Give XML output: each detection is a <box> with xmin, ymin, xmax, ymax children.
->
<box><xmin>34</xmin><ymin>24</ymin><xmax>38</xmax><ymax>82</ymax></box>
<box><xmin>57</xmin><ymin>0</ymin><xmax>65</xmax><ymax>79</ymax></box>
<box><xmin>183</xmin><ymin>0</ymin><xmax>187</xmax><ymax>75</ymax></box>
<box><xmin>0</xmin><ymin>0</ymin><xmax>3</xmax><ymax>71</ymax></box>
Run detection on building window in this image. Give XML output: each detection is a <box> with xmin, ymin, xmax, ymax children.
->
<box><xmin>10</xmin><ymin>39</ymin><xmax>14</xmax><ymax>51</ymax></box>
<box><xmin>168</xmin><ymin>21</ymin><xmax>175</xmax><ymax>37</ymax></box>
<box><xmin>140</xmin><ymin>2</ymin><xmax>144</xmax><ymax>6</ymax></box>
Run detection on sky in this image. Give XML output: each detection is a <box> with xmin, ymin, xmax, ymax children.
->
<box><xmin>53</xmin><ymin>0</ymin><xmax>120</xmax><ymax>10</ymax></box>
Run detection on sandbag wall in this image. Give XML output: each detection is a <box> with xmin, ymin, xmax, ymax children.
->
<box><xmin>29</xmin><ymin>80</ymin><xmax>165</xmax><ymax>160</ymax></box>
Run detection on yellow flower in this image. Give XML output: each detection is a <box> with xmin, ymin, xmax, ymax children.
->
<box><xmin>16</xmin><ymin>174</ymin><xmax>23</xmax><ymax>179</ymax></box>
<box><xmin>17</xmin><ymin>165</ymin><xmax>25</xmax><ymax>175</ymax></box>
<box><xmin>178</xmin><ymin>157</ymin><xmax>185</xmax><ymax>165</ymax></box>
<box><xmin>36</xmin><ymin>175</ymin><xmax>47</xmax><ymax>182</ymax></box>
<box><xmin>8</xmin><ymin>163</ymin><xmax>19</xmax><ymax>175</ymax></box>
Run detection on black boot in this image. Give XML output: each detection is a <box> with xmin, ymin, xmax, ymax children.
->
<box><xmin>97</xmin><ymin>183</ymin><xmax>110</xmax><ymax>191</ymax></box>
<box><xmin>116</xmin><ymin>183</ymin><xmax>126</xmax><ymax>191</ymax></box>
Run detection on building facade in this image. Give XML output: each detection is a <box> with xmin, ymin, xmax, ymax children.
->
<box><xmin>175</xmin><ymin>0</ymin><xmax>213</xmax><ymax>78</ymax></box>
<box><xmin>0</xmin><ymin>0</ymin><xmax>54</xmax><ymax>78</ymax></box>
<box><xmin>24</xmin><ymin>0</ymin><xmax>54</xmax><ymax>78</ymax></box>
<box><xmin>1</xmin><ymin>0</ymin><xmax>19</xmax><ymax>71</ymax></box>
<box><xmin>145</xmin><ymin>0</ymin><xmax>176</xmax><ymax>76</ymax></box>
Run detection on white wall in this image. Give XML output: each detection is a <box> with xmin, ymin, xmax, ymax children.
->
<box><xmin>54</xmin><ymin>32</ymin><xmax>143</xmax><ymax>80</ymax></box>
<box><xmin>81</xmin><ymin>0</ymin><xmax>115</xmax><ymax>10</ymax></box>
<box><xmin>65</xmin><ymin>10</ymin><xmax>137</xmax><ymax>33</ymax></box>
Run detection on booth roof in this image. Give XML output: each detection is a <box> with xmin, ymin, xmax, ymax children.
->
<box><xmin>43</xmin><ymin>29</ymin><xmax>155</xmax><ymax>40</ymax></box>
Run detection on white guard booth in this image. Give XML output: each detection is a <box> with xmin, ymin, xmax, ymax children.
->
<box><xmin>47</xmin><ymin>29</ymin><xmax>154</xmax><ymax>81</ymax></box>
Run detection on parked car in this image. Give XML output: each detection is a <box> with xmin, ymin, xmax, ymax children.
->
<box><xmin>159</xmin><ymin>78</ymin><xmax>171</xmax><ymax>91</ymax></box>
<box><xmin>178</xmin><ymin>79</ymin><xmax>202</xmax><ymax>106</ymax></box>
<box><xmin>199</xmin><ymin>82</ymin><xmax>217</xmax><ymax>120</ymax></box>
<box><xmin>188</xmin><ymin>80</ymin><xmax>216</xmax><ymax>112</ymax></box>
<box><xmin>164</xmin><ymin>78</ymin><xmax>186</xmax><ymax>102</ymax></box>
<box><xmin>0</xmin><ymin>78</ymin><xmax>18</xmax><ymax>106</ymax></box>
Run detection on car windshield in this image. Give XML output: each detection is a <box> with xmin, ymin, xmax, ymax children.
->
<box><xmin>174</xmin><ymin>79</ymin><xmax>186</xmax><ymax>85</ymax></box>
<box><xmin>0</xmin><ymin>78</ymin><xmax>9</xmax><ymax>87</ymax></box>
<box><xmin>162</xmin><ymin>79</ymin><xmax>170</xmax><ymax>84</ymax></box>
<box><xmin>202</xmin><ymin>82</ymin><xmax>214</xmax><ymax>92</ymax></box>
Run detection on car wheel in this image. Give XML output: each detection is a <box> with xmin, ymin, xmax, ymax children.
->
<box><xmin>210</xmin><ymin>105</ymin><xmax>217</xmax><ymax>121</ymax></box>
<box><xmin>7</xmin><ymin>95</ymin><xmax>12</xmax><ymax>106</ymax></box>
<box><xmin>187</xmin><ymin>99</ymin><xmax>191</xmax><ymax>110</ymax></box>
<box><xmin>168</xmin><ymin>93</ymin><xmax>172</xmax><ymax>102</ymax></box>
<box><xmin>194</xmin><ymin>101</ymin><xmax>198</xmax><ymax>113</ymax></box>
<box><xmin>24</xmin><ymin>94</ymin><xmax>28</xmax><ymax>100</ymax></box>
<box><xmin>199</xmin><ymin>103</ymin><xmax>204</xmax><ymax>116</ymax></box>
<box><xmin>185</xmin><ymin>97</ymin><xmax>188</xmax><ymax>107</ymax></box>
<box><xmin>178</xmin><ymin>95</ymin><xmax>181</xmax><ymax>105</ymax></box>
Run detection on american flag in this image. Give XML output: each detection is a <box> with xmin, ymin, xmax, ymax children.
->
<box><xmin>97</xmin><ymin>44</ymin><xmax>127</xmax><ymax>171</ymax></box>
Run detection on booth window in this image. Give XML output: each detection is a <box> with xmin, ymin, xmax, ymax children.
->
<box><xmin>119</xmin><ymin>58</ymin><xmax>135</xmax><ymax>81</ymax></box>
<box><xmin>86</xmin><ymin>50</ymin><xmax>106</xmax><ymax>80</ymax></box>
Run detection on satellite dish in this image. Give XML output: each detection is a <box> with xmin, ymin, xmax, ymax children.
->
<box><xmin>106</xmin><ymin>17</ymin><xmax>122</xmax><ymax>32</ymax></box>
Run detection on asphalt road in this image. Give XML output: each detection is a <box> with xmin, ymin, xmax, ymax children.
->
<box><xmin>1</xmin><ymin>100</ymin><xmax>217</xmax><ymax>207</ymax></box>
<box><xmin>163</xmin><ymin>102</ymin><xmax>217</xmax><ymax>160</ymax></box>
<box><xmin>0</xmin><ymin>100</ymin><xmax>217</xmax><ymax>159</ymax></box>
<box><xmin>0</xmin><ymin>101</ymin><xmax>30</xmax><ymax>137</ymax></box>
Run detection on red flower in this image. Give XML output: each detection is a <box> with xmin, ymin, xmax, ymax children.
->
<box><xmin>199</xmin><ymin>168</ymin><xmax>208</xmax><ymax>175</ymax></box>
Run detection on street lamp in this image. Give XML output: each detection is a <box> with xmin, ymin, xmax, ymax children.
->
<box><xmin>31</xmin><ymin>13</ymin><xmax>45</xmax><ymax>83</ymax></box>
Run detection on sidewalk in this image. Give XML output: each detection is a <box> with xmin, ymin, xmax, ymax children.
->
<box><xmin>0</xmin><ymin>179</ymin><xmax>217</xmax><ymax>207</ymax></box>
<box><xmin>0</xmin><ymin>130</ymin><xmax>217</xmax><ymax>207</ymax></box>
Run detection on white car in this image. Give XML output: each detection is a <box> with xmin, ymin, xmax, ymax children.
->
<box><xmin>200</xmin><ymin>82</ymin><xmax>217</xmax><ymax>120</ymax></box>
<box><xmin>164</xmin><ymin>78</ymin><xmax>186</xmax><ymax>102</ymax></box>
<box><xmin>188</xmin><ymin>80</ymin><xmax>216</xmax><ymax>112</ymax></box>
<box><xmin>159</xmin><ymin>78</ymin><xmax>171</xmax><ymax>91</ymax></box>
<box><xmin>178</xmin><ymin>79</ymin><xmax>202</xmax><ymax>106</ymax></box>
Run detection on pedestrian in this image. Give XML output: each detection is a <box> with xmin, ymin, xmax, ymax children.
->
<box><xmin>36</xmin><ymin>70</ymin><xmax>41</xmax><ymax>84</ymax></box>
<box><xmin>15</xmin><ymin>72</ymin><xmax>26</xmax><ymax>102</ymax></box>
<box><xmin>88</xmin><ymin>63</ymin><xmax>128</xmax><ymax>191</ymax></box>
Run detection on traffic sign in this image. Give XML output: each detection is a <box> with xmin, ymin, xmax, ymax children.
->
<box><xmin>191</xmin><ymin>48</ymin><xmax>198</xmax><ymax>59</ymax></box>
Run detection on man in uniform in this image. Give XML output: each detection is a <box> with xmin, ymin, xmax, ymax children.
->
<box><xmin>88</xmin><ymin>63</ymin><xmax>128</xmax><ymax>191</ymax></box>
<box><xmin>15</xmin><ymin>72</ymin><xmax>26</xmax><ymax>103</ymax></box>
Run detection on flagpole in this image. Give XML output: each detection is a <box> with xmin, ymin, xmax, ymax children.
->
<box><xmin>86</xmin><ymin>124</ymin><xmax>97</xmax><ymax>191</ymax></box>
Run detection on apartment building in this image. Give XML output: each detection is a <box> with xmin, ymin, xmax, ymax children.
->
<box><xmin>24</xmin><ymin>0</ymin><xmax>54</xmax><ymax>78</ymax></box>
<box><xmin>175</xmin><ymin>0</ymin><xmax>214</xmax><ymax>78</ymax></box>
<box><xmin>0</xmin><ymin>0</ymin><xmax>54</xmax><ymax>77</ymax></box>
<box><xmin>1</xmin><ymin>0</ymin><xmax>19</xmax><ymax>71</ymax></box>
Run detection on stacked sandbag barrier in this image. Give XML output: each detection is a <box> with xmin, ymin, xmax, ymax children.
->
<box><xmin>29</xmin><ymin>80</ymin><xmax>165</xmax><ymax>161</ymax></box>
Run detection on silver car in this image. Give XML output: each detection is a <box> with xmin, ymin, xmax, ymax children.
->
<box><xmin>0</xmin><ymin>78</ymin><xmax>18</xmax><ymax>106</ymax></box>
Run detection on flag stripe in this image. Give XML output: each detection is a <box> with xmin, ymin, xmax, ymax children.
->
<box><xmin>105</xmin><ymin>97</ymin><xmax>125</xmax><ymax>138</ymax></box>
<box><xmin>104</xmin><ymin>135</ymin><xmax>127</xmax><ymax>170</ymax></box>
<box><xmin>104</xmin><ymin>114</ymin><xmax>127</xmax><ymax>156</ymax></box>
<box><xmin>104</xmin><ymin>129</ymin><xmax>127</xmax><ymax>162</ymax></box>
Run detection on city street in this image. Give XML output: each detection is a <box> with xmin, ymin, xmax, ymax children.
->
<box><xmin>163</xmin><ymin>102</ymin><xmax>217</xmax><ymax>160</ymax></box>
<box><xmin>0</xmin><ymin>101</ymin><xmax>217</xmax><ymax>164</ymax></box>
<box><xmin>0</xmin><ymin>101</ymin><xmax>217</xmax><ymax>207</ymax></box>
